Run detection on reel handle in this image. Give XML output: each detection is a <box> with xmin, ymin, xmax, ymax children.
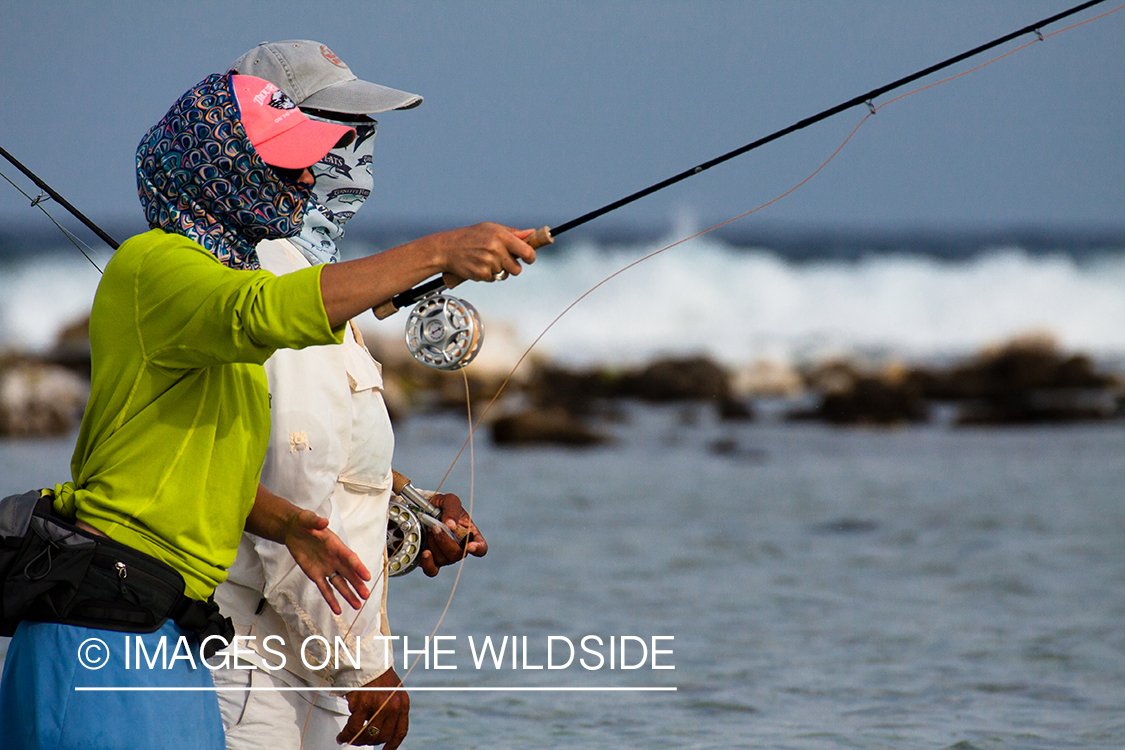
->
<box><xmin>373</xmin><ymin>226</ymin><xmax>554</xmax><ymax>319</ymax></box>
<box><xmin>391</xmin><ymin>469</ymin><xmax>473</xmax><ymax>548</ymax></box>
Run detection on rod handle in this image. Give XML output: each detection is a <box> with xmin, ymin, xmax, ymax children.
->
<box><xmin>374</xmin><ymin>295</ymin><xmax>404</xmax><ymax>320</ymax></box>
<box><xmin>391</xmin><ymin>470</ymin><xmax>472</xmax><ymax>547</ymax></box>
<box><xmin>524</xmin><ymin>225</ymin><xmax>555</xmax><ymax>249</ymax></box>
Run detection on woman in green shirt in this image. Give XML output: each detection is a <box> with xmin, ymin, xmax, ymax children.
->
<box><xmin>0</xmin><ymin>71</ymin><xmax>536</xmax><ymax>750</ymax></box>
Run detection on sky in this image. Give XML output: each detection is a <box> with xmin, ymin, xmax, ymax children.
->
<box><xmin>2</xmin><ymin>1</ymin><xmax>1123</xmax><ymax>241</ymax></box>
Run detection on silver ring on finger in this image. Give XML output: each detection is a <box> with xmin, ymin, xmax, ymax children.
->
<box><xmin>327</xmin><ymin>571</ymin><xmax>340</xmax><ymax>582</ymax></box>
<box><xmin>492</xmin><ymin>270</ymin><xmax>508</xmax><ymax>282</ymax></box>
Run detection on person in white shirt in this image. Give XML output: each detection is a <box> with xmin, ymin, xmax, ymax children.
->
<box><xmin>213</xmin><ymin>41</ymin><xmax>516</xmax><ymax>750</ymax></box>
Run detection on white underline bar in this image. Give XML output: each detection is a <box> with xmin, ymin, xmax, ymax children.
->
<box><xmin>75</xmin><ymin>686</ymin><xmax>677</xmax><ymax>692</ymax></box>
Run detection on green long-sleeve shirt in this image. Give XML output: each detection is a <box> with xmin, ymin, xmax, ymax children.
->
<box><xmin>59</xmin><ymin>229</ymin><xmax>344</xmax><ymax>600</ymax></box>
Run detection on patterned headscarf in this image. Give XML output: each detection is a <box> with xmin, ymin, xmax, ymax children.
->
<box><xmin>136</xmin><ymin>72</ymin><xmax>311</xmax><ymax>270</ymax></box>
<box><xmin>290</xmin><ymin>119</ymin><xmax>378</xmax><ymax>266</ymax></box>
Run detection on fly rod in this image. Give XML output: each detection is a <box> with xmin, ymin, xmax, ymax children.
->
<box><xmin>0</xmin><ymin>144</ymin><xmax>120</xmax><ymax>251</ymax></box>
<box><xmin>374</xmin><ymin>0</ymin><xmax>1110</xmax><ymax>319</ymax></box>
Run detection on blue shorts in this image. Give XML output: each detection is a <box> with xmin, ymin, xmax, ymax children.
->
<box><xmin>0</xmin><ymin>619</ymin><xmax>225</xmax><ymax>750</ymax></box>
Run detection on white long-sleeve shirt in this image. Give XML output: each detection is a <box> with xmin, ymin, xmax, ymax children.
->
<box><xmin>214</xmin><ymin>238</ymin><xmax>394</xmax><ymax>692</ymax></box>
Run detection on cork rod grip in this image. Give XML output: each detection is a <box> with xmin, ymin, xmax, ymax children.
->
<box><xmin>373</xmin><ymin>297</ymin><xmax>401</xmax><ymax>320</ymax></box>
<box><xmin>524</xmin><ymin>225</ymin><xmax>554</xmax><ymax>249</ymax></box>
<box><xmin>390</xmin><ymin>469</ymin><xmax>414</xmax><ymax>496</ymax></box>
<box><xmin>391</xmin><ymin>470</ymin><xmax>472</xmax><ymax>545</ymax></box>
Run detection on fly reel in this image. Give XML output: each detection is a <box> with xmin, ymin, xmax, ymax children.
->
<box><xmin>404</xmin><ymin>293</ymin><xmax>484</xmax><ymax>370</ymax></box>
<box><xmin>386</xmin><ymin>501</ymin><xmax>425</xmax><ymax>577</ymax></box>
<box><xmin>386</xmin><ymin>470</ymin><xmax>473</xmax><ymax>577</ymax></box>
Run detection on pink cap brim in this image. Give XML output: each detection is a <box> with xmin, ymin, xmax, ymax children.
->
<box><xmin>254</xmin><ymin>118</ymin><xmax>354</xmax><ymax>169</ymax></box>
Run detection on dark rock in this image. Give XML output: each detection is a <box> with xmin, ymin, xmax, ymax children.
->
<box><xmin>526</xmin><ymin>357</ymin><xmax>753</xmax><ymax>422</ymax></box>
<box><xmin>490</xmin><ymin>407</ymin><xmax>610</xmax><ymax>447</ymax></box>
<box><xmin>893</xmin><ymin>338</ymin><xmax>1122</xmax><ymax>425</ymax></box>
<box><xmin>612</xmin><ymin>355</ymin><xmax>752</xmax><ymax>421</ymax></box>
<box><xmin>946</xmin><ymin>339</ymin><xmax>1121</xmax><ymax>425</ymax></box>
<box><xmin>790</xmin><ymin>375</ymin><xmax>928</xmax><ymax>426</ymax></box>
<box><xmin>814</xmin><ymin>518</ymin><xmax>880</xmax><ymax>534</ymax></box>
<box><xmin>708</xmin><ymin>437</ymin><xmax>767</xmax><ymax>461</ymax></box>
<box><xmin>44</xmin><ymin>314</ymin><xmax>92</xmax><ymax>379</ymax></box>
<box><xmin>1056</xmin><ymin>353</ymin><xmax>1116</xmax><ymax>389</ymax></box>
<box><xmin>524</xmin><ymin>364</ymin><xmax>621</xmax><ymax>416</ymax></box>
<box><xmin>0</xmin><ymin>356</ymin><xmax>89</xmax><ymax>436</ymax></box>
<box><xmin>909</xmin><ymin>339</ymin><xmax>1118</xmax><ymax>402</ymax></box>
<box><xmin>615</xmin><ymin>356</ymin><xmax>732</xmax><ymax>402</ymax></box>
<box><xmin>955</xmin><ymin>389</ymin><xmax>1118</xmax><ymax>425</ymax></box>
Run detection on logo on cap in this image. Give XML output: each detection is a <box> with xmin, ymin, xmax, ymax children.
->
<box><xmin>269</xmin><ymin>91</ymin><xmax>297</xmax><ymax>110</ymax></box>
<box><xmin>320</xmin><ymin>45</ymin><xmax>348</xmax><ymax>69</ymax></box>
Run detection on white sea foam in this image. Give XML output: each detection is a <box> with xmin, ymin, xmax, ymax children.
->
<box><xmin>0</xmin><ymin>254</ymin><xmax>102</xmax><ymax>354</ymax></box>
<box><xmin>4</xmin><ymin>237</ymin><xmax>1125</xmax><ymax>367</ymax></box>
<box><xmin>465</xmin><ymin>235</ymin><xmax>1125</xmax><ymax>367</ymax></box>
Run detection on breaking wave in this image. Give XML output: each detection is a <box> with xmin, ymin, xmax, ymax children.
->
<box><xmin>4</xmin><ymin>233</ymin><xmax>1124</xmax><ymax>368</ymax></box>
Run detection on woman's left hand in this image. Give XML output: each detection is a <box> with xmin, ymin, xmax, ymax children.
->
<box><xmin>282</xmin><ymin>508</ymin><xmax>372</xmax><ymax>614</ymax></box>
<box><xmin>246</xmin><ymin>484</ymin><xmax>372</xmax><ymax>615</ymax></box>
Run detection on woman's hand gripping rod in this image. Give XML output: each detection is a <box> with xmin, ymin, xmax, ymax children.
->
<box><xmin>373</xmin><ymin>226</ymin><xmax>554</xmax><ymax>319</ymax></box>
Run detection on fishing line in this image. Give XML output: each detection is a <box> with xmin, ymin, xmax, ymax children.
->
<box><xmin>382</xmin><ymin>0</ymin><xmax>1114</xmax><ymax>314</ymax></box>
<box><xmin>372</xmin><ymin>5</ymin><xmax>1123</xmax><ymax>734</ymax></box>
<box><xmin>433</xmin><ymin>112</ymin><xmax>874</xmax><ymax>491</ymax></box>
<box><xmin>318</xmin><ymin>1</ymin><xmax>1125</xmax><ymax>741</ymax></box>
<box><xmin>431</xmin><ymin>1</ymin><xmax>1125</xmax><ymax>489</ymax></box>
<box><xmin>0</xmin><ymin>144</ymin><xmax>119</xmax><ymax>265</ymax></box>
<box><xmin>0</xmin><ymin>167</ymin><xmax>106</xmax><ymax>273</ymax></box>
<box><xmin>337</xmin><ymin>370</ymin><xmax>478</xmax><ymax>748</ymax></box>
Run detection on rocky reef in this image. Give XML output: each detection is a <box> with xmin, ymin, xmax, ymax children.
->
<box><xmin>3</xmin><ymin>315</ymin><xmax>1121</xmax><ymax>444</ymax></box>
<box><xmin>0</xmin><ymin>355</ymin><xmax>89</xmax><ymax>436</ymax></box>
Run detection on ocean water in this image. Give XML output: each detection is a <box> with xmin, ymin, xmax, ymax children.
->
<box><xmin>2</xmin><ymin>230</ymin><xmax>1123</xmax><ymax>747</ymax></box>
<box><xmin>3</xmin><ymin>407</ymin><xmax>1123</xmax><ymax>748</ymax></box>
<box><xmin>2</xmin><ymin>231</ymin><xmax>1125</xmax><ymax>369</ymax></box>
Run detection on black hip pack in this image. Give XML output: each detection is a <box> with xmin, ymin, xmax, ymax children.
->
<box><xmin>0</xmin><ymin>490</ymin><xmax>233</xmax><ymax>657</ymax></box>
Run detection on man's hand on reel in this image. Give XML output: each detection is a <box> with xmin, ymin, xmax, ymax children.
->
<box><xmin>419</xmin><ymin>493</ymin><xmax>487</xmax><ymax>576</ymax></box>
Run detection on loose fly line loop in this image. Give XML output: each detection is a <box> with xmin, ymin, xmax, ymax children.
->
<box><xmin>376</xmin><ymin>6</ymin><xmax>1123</xmax><ymax>744</ymax></box>
<box><xmin>430</xmin><ymin>0</ymin><xmax>1125</xmax><ymax>493</ymax></box>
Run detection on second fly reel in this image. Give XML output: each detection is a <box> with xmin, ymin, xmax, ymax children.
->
<box><xmin>386</xmin><ymin>472</ymin><xmax>473</xmax><ymax>577</ymax></box>
<box><xmin>386</xmin><ymin>501</ymin><xmax>425</xmax><ymax>576</ymax></box>
<box><xmin>404</xmin><ymin>293</ymin><xmax>484</xmax><ymax>371</ymax></box>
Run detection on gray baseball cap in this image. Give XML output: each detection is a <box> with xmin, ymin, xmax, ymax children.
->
<box><xmin>232</xmin><ymin>40</ymin><xmax>422</xmax><ymax>115</ymax></box>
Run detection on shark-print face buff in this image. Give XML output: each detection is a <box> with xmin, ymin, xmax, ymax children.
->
<box><xmin>291</xmin><ymin>119</ymin><xmax>377</xmax><ymax>266</ymax></box>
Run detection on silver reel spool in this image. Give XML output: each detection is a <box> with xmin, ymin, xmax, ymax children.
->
<box><xmin>404</xmin><ymin>293</ymin><xmax>484</xmax><ymax>371</ymax></box>
<box><xmin>386</xmin><ymin>501</ymin><xmax>425</xmax><ymax>577</ymax></box>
